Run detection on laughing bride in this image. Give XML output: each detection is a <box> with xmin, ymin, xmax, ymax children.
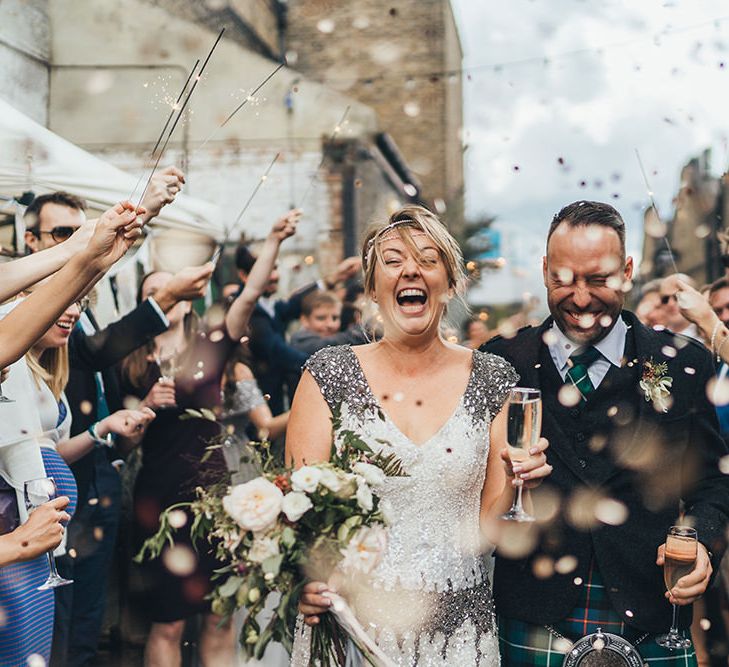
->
<box><xmin>285</xmin><ymin>205</ymin><xmax>552</xmax><ymax>666</ymax></box>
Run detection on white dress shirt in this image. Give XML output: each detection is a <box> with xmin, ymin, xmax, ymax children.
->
<box><xmin>547</xmin><ymin>316</ymin><xmax>627</xmax><ymax>390</ymax></box>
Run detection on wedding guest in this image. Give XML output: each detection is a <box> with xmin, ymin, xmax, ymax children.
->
<box><xmin>289</xmin><ymin>291</ymin><xmax>367</xmax><ymax>356</ymax></box>
<box><xmin>0</xmin><ymin>202</ymin><xmax>144</xmax><ymax>369</ymax></box>
<box><xmin>485</xmin><ymin>200</ymin><xmax>729</xmax><ymax>665</ymax></box>
<box><xmin>235</xmin><ymin>221</ymin><xmax>362</xmax><ymax>415</ymax></box>
<box><xmin>658</xmin><ymin>273</ymin><xmax>702</xmax><ymax>339</ymax></box>
<box><xmin>290</xmin><ymin>205</ymin><xmax>552</xmax><ymax>664</ymax></box>
<box><xmin>0</xmin><ymin>201</ymin><xmax>143</xmax><ymax>665</ymax></box>
<box><xmin>122</xmin><ymin>212</ymin><xmax>297</xmax><ymax>667</ymax></box>
<box><xmin>0</xmin><ymin>295</ymin><xmax>153</xmax><ymax>666</ymax></box>
<box><xmin>635</xmin><ymin>279</ymin><xmax>663</xmax><ymax>328</ymax></box>
<box><xmin>220</xmin><ymin>349</ymin><xmax>288</xmax><ymax>476</ymax></box>
<box><xmin>22</xmin><ymin>173</ymin><xmax>204</xmax><ymax>667</ymax></box>
<box><xmin>463</xmin><ymin>315</ymin><xmax>491</xmax><ymax>349</ymax></box>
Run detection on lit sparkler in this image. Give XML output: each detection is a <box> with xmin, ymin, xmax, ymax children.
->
<box><xmin>135</xmin><ymin>28</ymin><xmax>226</xmax><ymax>209</ymax></box>
<box><xmin>211</xmin><ymin>152</ymin><xmax>281</xmax><ymax>265</ymax></box>
<box><xmin>635</xmin><ymin>148</ymin><xmax>679</xmax><ymax>274</ymax></box>
<box><xmin>297</xmin><ymin>105</ymin><xmax>351</xmax><ymax>210</ymax></box>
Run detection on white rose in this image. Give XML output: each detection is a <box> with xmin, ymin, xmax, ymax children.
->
<box><xmin>222</xmin><ymin>478</ymin><xmax>283</xmax><ymax>533</ymax></box>
<box><xmin>334</xmin><ymin>472</ymin><xmax>358</xmax><ymax>500</ymax></box>
<box><xmin>248</xmin><ymin>534</ymin><xmax>280</xmax><ymax>563</ymax></box>
<box><xmin>291</xmin><ymin>466</ymin><xmax>323</xmax><ymax>493</ymax></box>
<box><xmin>281</xmin><ymin>491</ymin><xmax>313</xmax><ymax>522</ymax></box>
<box><xmin>353</xmin><ymin>461</ymin><xmax>386</xmax><ymax>487</ymax></box>
<box><xmin>319</xmin><ymin>467</ymin><xmax>342</xmax><ymax>492</ymax></box>
<box><xmin>339</xmin><ymin>525</ymin><xmax>388</xmax><ymax>574</ymax></box>
<box><xmin>379</xmin><ymin>499</ymin><xmax>394</xmax><ymax>524</ymax></box>
<box><xmin>355</xmin><ymin>479</ymin><xmax>373</xmax><ymax>512</ymax></box>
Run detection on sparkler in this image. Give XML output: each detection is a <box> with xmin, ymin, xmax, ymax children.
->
<box><xmin>129</xmin><ymin>58</ymin><xmax>199</xmax><ymax>201</ymax></box>
<box><xmin>297</xmin><ymin>105</ymin><xmax>351</xmax><ymax>211</ymax></box>
<box><xmin>635</xmin><ymin>148</ymin><xmax>679</xmax><ymax>274</ymax></box>
<box><xmin>135</xmin><ymin>28</ymin><xmax>226</xmax><ymax>209</ymax></box>
<box><xmin>195</xmin><ymin>62</ymin><xmax>285</xmax><ymax>155</ymax></box>
<box><xmin>210</xmin><ymin>152</ymin><xmax>281</xmax><ymax>265</ymax></box>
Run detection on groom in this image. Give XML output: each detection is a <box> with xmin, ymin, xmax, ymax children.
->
<box><xmin>484</xmin><ymin>201</ymin><xmax>729</xmax><ymax>665</ymax></box>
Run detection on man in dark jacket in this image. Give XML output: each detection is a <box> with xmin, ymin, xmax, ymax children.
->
<box><xmin>484</xmin><ymin>200</ymin><xmax>729</xmax><ymax>666</ymax></box>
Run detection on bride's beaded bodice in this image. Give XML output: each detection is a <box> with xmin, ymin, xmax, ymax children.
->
<box><xmin>305</xmin><ymin>345</ymin><xmax>517</xmax><ymax>595</ymax></box>
<box><xmin>293</xmin><ymin>345</ymin><xmax>518</xmax><ymax>666</ymax></box>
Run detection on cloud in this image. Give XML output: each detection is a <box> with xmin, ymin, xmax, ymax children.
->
<box><xmin>454</xmin><ymin>0</ymin><xmax>729</xmax><ymax>304</ymax></box>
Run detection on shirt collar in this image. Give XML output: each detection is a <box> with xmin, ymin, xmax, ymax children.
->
<box><xmin>549</xmin><ymin>315</ymin><xmax>627</xmax><ymax>371</ymax></box>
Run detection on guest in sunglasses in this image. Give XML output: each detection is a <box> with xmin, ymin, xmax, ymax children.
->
<box><xmin>658</xmin><ymin>273</ymin><xmax>702</xmax><ymax>340</ymax></box>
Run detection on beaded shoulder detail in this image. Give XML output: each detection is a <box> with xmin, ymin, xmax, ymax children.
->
<box><xmin>303</xmin><ymin>345</ymin><xmax>375</xmax><ymax>418</ymax></box>
<box><xmin>304</xmin><ymin>345</ymin><xmax>518</xmax><ymax>426</ymax></box>
<box><xmin>465</xmin><ymin>350</ymin><xmax>519</xmax><ymax>423</ymax></box>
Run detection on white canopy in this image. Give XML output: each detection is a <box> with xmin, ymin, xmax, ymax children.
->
<box><xmin>0</xmin><ymin>97</ymin><xmax>223</xmax><ymax>240</ymax></box>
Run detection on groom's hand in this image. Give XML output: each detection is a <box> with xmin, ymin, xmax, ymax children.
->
<box><xmin>656</xmin><ymin>542</ymin><xmax>712</xmax><ymax>605</ymax></box>
<box><xmin>299</xmin><ymin>581</ymin><xmax>333</xmax><ymax>626</ymax></box>
<box><xmin>501</xmin><ymin>436</ymin><xmax>552</xmax><ymax>489</ymax></box>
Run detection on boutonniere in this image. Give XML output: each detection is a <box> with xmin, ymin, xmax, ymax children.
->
<box><xmin>639</xmin><ymin>359</ymin><xmax>673</xmax><ymax>412</ymax></box>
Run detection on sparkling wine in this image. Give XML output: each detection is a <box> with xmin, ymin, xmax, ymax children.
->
<box><xmin>507</xmin><ymin>397</ymin><xmax>542</xmax><ymax>456</ymax></box>
<box><xmin>664</xmin><ymin>534</ymin><xmax>697</xmax><ymax>590</ymax></box>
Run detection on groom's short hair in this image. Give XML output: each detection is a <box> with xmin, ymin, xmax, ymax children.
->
<box><xmin>547</xmin><ymin>200</ymin><xmax>626</xmax><ymax>258</ymax></box>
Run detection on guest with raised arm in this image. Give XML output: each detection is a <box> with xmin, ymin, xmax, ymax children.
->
<box><xmin>121</xmin><ymin>211</ymin><xmax>298</xmax><ymax>667</ymax></box>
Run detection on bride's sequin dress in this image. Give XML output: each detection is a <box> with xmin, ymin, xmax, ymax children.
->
<box><xmin>290</xmin><ymin>345</ymin><xmax>517</xmax><ymax>667</ymax></box>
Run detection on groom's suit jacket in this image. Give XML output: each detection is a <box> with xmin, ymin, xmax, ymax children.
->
<box><xmin>483</xmin><ymin>310</ymin><xmax>729</xmax><ymax>634</ymax></box>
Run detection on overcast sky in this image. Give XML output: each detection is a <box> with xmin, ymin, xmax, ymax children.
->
<box><xmin>452</xmin><ymin>0</ymin><xmax>729</xmax><ymax>306</ymax></box>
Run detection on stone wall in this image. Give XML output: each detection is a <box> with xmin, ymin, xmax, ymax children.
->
<box><xmin>284</xmin><ymin>0</ymin><xmax>464</xmax><ymax>227</ymax></box>
<box><xmin>0</xmin><ymin>0</ymin><xmax>50</xmax><ymax>124</ymax></box>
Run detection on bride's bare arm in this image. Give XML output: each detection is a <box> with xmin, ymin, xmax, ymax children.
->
<box><xmin>285</xmin><ymin>370</ymin><xmax>332</xmax><ymax>468</ymax></box>
<box><xmin>480</xmin><ymin>404</ymin><xmax>552</xmax><ymax>520</ymax></box>
<box><xmin>286</xmin><ymin>369</ymin><xmax>336</xmax><ymax>624</ymax></box>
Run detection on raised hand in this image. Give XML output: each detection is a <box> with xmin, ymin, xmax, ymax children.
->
<box><xmin>326</xmin><ymin>256</ymin><xmax>362</xmax><ymax>288</ymax></box>
<box><xmin>141</xmin><ymin>166</ymin><xmax>186</xmax><ymax>222</ymax></box>
<box><xmin>269</xmin><ymin>209</ymin><xmax>301</xmax><ymax>242</ymax></box>
<box><xmin>85</xmin><ymin>201</ymin><xmax>146</xmax><ymax>270</ymax></box>
<box><xmin>153</xmin><ymin>263</ymin><xmax>214</xmax><ymax>311</ymax></box>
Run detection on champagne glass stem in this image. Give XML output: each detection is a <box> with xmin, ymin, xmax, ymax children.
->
<box><xmin>668</xmin><ymin>603</ymin><xmax>679</xmax><ymax>637</ymax></box>
<box><xmin>515</xmin><ymin>483</ymin><xmax>525</xmax><ymax>513</ymax></box>
<box><xmin>47</xmin><ymin>551</ymin><xmax>61</xmax><ymax>578</ymax></box>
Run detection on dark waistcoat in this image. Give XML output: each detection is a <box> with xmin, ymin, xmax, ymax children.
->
<box><xmin>493</xmin><ymin>326</ymin><xmax>695</xmax><ymax>633</ymax></box>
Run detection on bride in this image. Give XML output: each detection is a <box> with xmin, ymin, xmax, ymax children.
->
<box><xmin>285</xmin><ymin>205</ymin><xmax>552</xmax><ymax>666</ymax></box>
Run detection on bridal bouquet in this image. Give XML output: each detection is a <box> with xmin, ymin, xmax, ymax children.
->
<box><xmin>136</xmin><ymin>406</ymin><xmax>404</xmax><ymax>665</ymax></box>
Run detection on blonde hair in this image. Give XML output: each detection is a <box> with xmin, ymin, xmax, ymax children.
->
<box><xmin>361</xmin><ymin>205</ymin><xmax>466</xmax><ymax>297</ymax></box>
<box><xmin>27</xmin><ymin>346</ymin><xmax>69</xmax><ymax>401</ymax></box>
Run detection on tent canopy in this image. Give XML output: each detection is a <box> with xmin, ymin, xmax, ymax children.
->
<box><xmin>0</xmin><ymin>98</ymin><xmax>222</xmax><ymax>240</ymax></box>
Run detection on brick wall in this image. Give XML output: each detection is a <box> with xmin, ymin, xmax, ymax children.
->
<box><xmin>284</xmin><ymin>0</ymin><xmax>464</xmax><ymax>227</ymax></box>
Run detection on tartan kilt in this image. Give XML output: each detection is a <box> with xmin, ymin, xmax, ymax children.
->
<box><xmin>498</xmin><ymin>565</ymin><xmax>697</xmax><ymax>666</ymax></box>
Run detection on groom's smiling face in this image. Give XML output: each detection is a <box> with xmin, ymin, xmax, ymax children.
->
<box><xmin>543</xmin><ymin>222</ymin><xmax>633</xmax><ymax>345</ymax></box>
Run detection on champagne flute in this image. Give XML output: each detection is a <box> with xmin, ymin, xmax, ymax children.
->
<box><xmin>501</xmin><ymin>387</ymin><xmax>542</xmax><ymax>522</ymax></box>
<box><xmin>656</xmin><ymin>525</ymin><xmax>697</xmax><ymax>649</ymax></box>
<box><xmin>24</xmin><ymin>477</ymin><xmax>73</xmax><ymax>590</ymax></box>
<box><xmin>155</xmin><ymin>347</ymin><xmax>179</xmax><ymax>382</ymax></box>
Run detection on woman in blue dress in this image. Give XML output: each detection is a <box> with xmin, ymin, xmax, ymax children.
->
<box><xmin>0</xmin><ymin>296</ymin><xmax>154</xmax><ymax>666</ymax></box>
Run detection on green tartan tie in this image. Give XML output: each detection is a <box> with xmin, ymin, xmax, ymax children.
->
<box><xmin>566</xmin><ymin>346</ymin><xmax>601</xmax><ymax>401</ymax></box>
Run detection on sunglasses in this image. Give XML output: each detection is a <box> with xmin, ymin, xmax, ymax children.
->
<box><xmin>38</xmin><ymin>226</ymin><xmax>78</xmax><ymax>243</ymax></box>
<box><xmin>660</xmin><ymin>294</ymin><xmax>677</xmax><ymax>305</ymax></box>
